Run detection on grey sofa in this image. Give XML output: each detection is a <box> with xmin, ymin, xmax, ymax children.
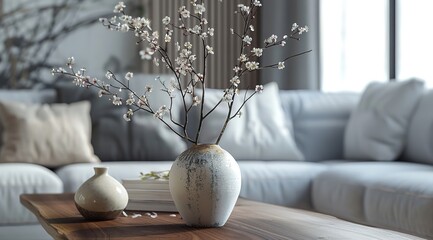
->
<box><xmin>1</xmin><ymin>79</ymin><xmax>433</xmax><ymax>240</ymax></box>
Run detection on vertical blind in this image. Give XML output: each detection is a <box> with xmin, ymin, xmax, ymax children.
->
<box><xmin>141</xmin><ymin>0</ymin><xmax>258</xmax><ymax>89</ymax></box>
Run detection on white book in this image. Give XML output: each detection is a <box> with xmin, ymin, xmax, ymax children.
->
<box><xmin>127</xmin><ymin>189</ymin><xmax>173</xmax><ymax>201</ymax></box>
<box><xmin>126</xmin><ymin>200</ymin><xmax>177</xmax><ymax>212</ymax></box>
<box><xmin>122</xmin><ymin>178</ymin><xmax>170</xmax><ymax>191</ymax></box>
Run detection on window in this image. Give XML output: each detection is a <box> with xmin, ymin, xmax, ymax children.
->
<box><xmin>397</xmin><ymin>0</ymin><xmax>433</xmax><ymax>88</ymax></box>
<box><xmin>320</xmin><ymin>0</ymin><xmax>389</xmax><ymax>92</ymax></box>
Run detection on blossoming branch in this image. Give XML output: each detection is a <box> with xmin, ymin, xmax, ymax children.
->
<box><xmin>52</xmin><ymin>0</ymin><xmax>310</xmax><ymax>145</ymax></box>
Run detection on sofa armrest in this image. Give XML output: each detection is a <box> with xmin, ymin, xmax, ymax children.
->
<box><xmin>0</xmin><ymin>163</ymin><xmax>63</xmax><ymax>224</ymax></box>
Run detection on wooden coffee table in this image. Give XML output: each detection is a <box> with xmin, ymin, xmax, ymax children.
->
<box><xmin>21</xmin><ymin>193</ymin><xmax>422</xmax><ymax>240</ymax></box>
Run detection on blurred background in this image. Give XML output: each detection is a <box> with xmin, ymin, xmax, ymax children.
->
<box><xmin>0</xmin><ymin>0</ymin><xmax>431</xmax><ymax>91</ymax></box>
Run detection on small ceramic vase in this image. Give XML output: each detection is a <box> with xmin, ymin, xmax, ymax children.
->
<box><xmin>169</xmin><ymin>144</ymin><xmax>241</xmax><ymax>227</ymax></box>
<box><xmin>74</xmin><ymin>167</ymin><xmax>128</xmax><ymax>220</ymax></box>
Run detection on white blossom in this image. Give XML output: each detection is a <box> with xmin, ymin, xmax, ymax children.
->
<box><xmin>190</xmin><ymin>25</ymin><xmax>201</xmax><ymax>34</ymax></box>
<box><xmin>134</xmin><ymin>18</ymin><xmax>151</xmax><ymax>30</ymax></box>
<box><xmin>206</xmin><ymin>45</ymin><xmax>214</xmax><ymax>54</ymax></box>
<box><xmin>194</xmin><ymin>73</ymin><xmax>204</xmax><ymax>83</ymax></box>
<box><xmin>299</xmin><ymin>26</ymin><xmax>309</xmax><ymax>34</ymax></box>
<box><xmin>243</xmin><ymin>35</ymin><xmax>252</xmax><ymax>45</ymax></box>
<box><xmin>233</xmin><ymin>66</ymin><xmax>241</xmax><ymax>72</ymax></box>
<box><xmin>165</xmin><ymin>34</ymin><xmax>171</xmax><ymax>42</ymax></box>
<box><xmin>98</xmin><ymin>89</ymin><xmax>108</xmax><ymax>97</ymax></box>
<box><xmin>238</xmin><ymin>54</ymin><xmax>248</xmax><ymax>62</ymax></box>
<box><xmin>184</xmin><ymin>42</ymin><xmax>192</xmax><ymax>49</ymax></box>
<box><xmin>245</xmin><ymin>61</ymin><xmax>259</xmax><ymax>71</ymax></box>
<box><xmin>67</xmin><ymin>57</ymin><xmax>75</xmax><ymax>68</ymax></box>
<box><xmin>126</xmin><ymin>93</ymin><xmax>135</xmax><ymax>105</ymax></box>
<box><xmin>238</xmin><ymin>4</ymin><xmax>250</xmax><ymax>14</ymax></box>
<box><xmin>255</xmin><ymin>85</ymin><xmax>264</xmax><ymax>93</ymax></box>
<box><xmin>194</xmin><ymin>3</ymin><xmax>206</xmax><ymax>15</ymax></box>
<box><xmin>208</xmin><ymin>28</ymin><xmax>214</xmax><ymax>36</ymax></box>
<box><xmin>112</xmin><ymin>95</ymin><xmax>122</xmax><ymax>105</ymax></box>
<box><xmin>125</xmin><ymin>72</ymin><xmax>133</xmax><ymax>80</ymax></box>
<box><xmin>106</xmin><ymin>71</ymin><xmax>113</xmax><ymax>79</ymax></box>
<box><xmin>120</xmin><ymin>24</ymin><xmax>129</xmax><ymax>32</ymax></box>
<box><xmin>278</xmin><ymin>62</ymin><xmax>285</xmax><ymax>70</ymax></box>
<box><xmin>179</xmin><ymin>6</ymin><xmax>190</xmax><ymax>18</ymax></box>
<box><xmin>281</xmin><ymin>41</ymin><xmax>286</xmax><ymax>46</ymax></box>
<box><xmin>222</xmin><ymin>89</ymin><xmax>238</xmax><ymax>102</ymax></box>
<box><xmin>230</xmin><ymin>76</ymin><xmax>240</xmax><ymax>87</ymax></box>
<box><xmin>123</xmin><ymin>109</ymin><xmax>133</xmax><ymax>121</ymax></box>
<box><xmin>154</xmin><ymin>105</ymin><xmax>168</xmax><ymax>119</ymax></box>
<box><xmin>114</xmin><ymin>2</ymin><xmax>126</xmax><ymax>13</ymax></box>
<box><xmin>253</xmin><ymin>0</ymin><xmax>262</xmax><ymax>6</ymax></box>
<box><xmin>251</xmin><ymin>48</ymin><xmax>263</xmax><ymax>57</ymax></box>
<box><xmin>291</xmin><ymin>23</ymin><xmax>299</xmax><ymax>31</ymax></box>
<box><xmin>249</xmin><ymin>25</ymin><xmax>254</xmax><ymax>32</ymax></box>
<box><xmin>138</xmin><ymin>96</ymin><xmax>149</xmax><ymax>107</ymax></box>
<box><xmin>192</xmin><ymin>96</ymin><xmax>201</xmax><ymax>106</ymax></box>
<box><xmin>265</xmin><ymin>34</ymin><xmax>278</xmax><ymax>44</ymax></box>
<box><xmin>223</xmin><ymin>90</ymin><xmax>233</xmax><ymax>103</ymax></box>
<box><xmin>162</xmin><ymin>16</ymin><xmax>170</xmax><ymax>25</ymax></box>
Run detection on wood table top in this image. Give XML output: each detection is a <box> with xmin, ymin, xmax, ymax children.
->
<box><xmin>20</xmin><ymin>193</ymin><xmax>423</xmax><ymax>240</ymax></box>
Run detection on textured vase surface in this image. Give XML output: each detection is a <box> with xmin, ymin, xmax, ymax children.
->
<box><xmin>169</xmin><ymin>144</ymin><xmax>241</xmax><ymax>227</ymax></box>
<box><xmin>74</xmin><ymin>167</ymin><xmax>128</xmax><ymax>220</ymax></box>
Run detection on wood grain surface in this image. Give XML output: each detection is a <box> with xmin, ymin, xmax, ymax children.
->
<box><xmin>20</xmin><ymin>194</ymin><xmax>424</xmax><ymax>240</ymax></box>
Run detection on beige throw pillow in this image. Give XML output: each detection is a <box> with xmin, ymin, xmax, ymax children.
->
<box><xmin>0</xmin><ymin>101</ymin><xmax>100</xmax><ymax>167</ymax></box>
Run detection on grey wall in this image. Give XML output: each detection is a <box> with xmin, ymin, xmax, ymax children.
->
<box><xmin>260</xmin><ymin>0</ymin><xmax>320</xmax><ymax>90</ymax></box>
<box><xmin>2</xmin><ymin>0</ymin><xmax>139</xmax><ymax>85</ymax></box>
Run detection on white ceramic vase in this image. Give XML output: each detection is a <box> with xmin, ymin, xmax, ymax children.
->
<box><xmin>74</xmin><ymin>167</ymin><xmax>128</xmax><ymax>220</ymax></box>
<box><xmin>169</xmin><ymin>144</ymin><xmax>241</xmax><ymax>227</ymax></box>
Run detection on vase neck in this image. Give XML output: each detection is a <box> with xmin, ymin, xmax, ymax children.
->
<box><xmin>94</xmin><ymin>167</ymin><xmax>108</xmax><ymax>175</ymax></box>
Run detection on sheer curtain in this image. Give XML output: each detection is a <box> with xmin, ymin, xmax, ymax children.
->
<box><xmin>320</xmin><ymin>0</ymin><xmax>389</xmax><ymax>92</ymax></box>
<box><xmin>397</xmin><ymin>0</ymin><xmax>433</xmax><ymax>88</ymax></box>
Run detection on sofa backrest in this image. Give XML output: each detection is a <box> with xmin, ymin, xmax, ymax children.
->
<box><xmin>55</xmin><ymin>74</ymin><xmax>187</xmax><ymax>162</ymax></box>
<box><xmin>279</xmin><ymin>90</ymin><xmax>360</xmax><ymax>161</ymax></box>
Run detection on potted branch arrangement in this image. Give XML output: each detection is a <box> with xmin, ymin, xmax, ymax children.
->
<box><xmin>53</xmin><ymin>0</ymin><xmax>309</xmax><ymax>227</ymax></box>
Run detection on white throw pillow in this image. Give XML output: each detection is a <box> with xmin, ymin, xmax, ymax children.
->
<box><xmin>344</xmin><ymin>79</ymin><xmax>424</xmax><ymax>161</ymax></box>
<box><xmin>404</xmin><ymin>89</ymin><xmax>433</xmax><ymax>164</ymax></box>
<box><xmin>0</xmin><ymin>101</ymin><xmax>100</xmax><ymax>167</ymax></box>
<box><xmin>197</xmin><ymin>82</ymin><xmax>304</xmax><ymax>161</ymax></box>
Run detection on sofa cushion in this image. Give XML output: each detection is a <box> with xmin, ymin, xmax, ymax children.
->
<box><xmin>0</xmin><ymin>163</ymin><xmax>63</xmax><ymax>224</ymax></box>
<box><xmin>56</xmin><ymin>162</ymin><xmax>174</xmax><ymax>192</ymax></box>
<box><xmin>0</xmin><ymin>101</ymin><xmax>100</xmax><ymax>167</ymax></box>
<box><xmin>404</xmin><ymin>89</ymin><xmax>433</xmax><ymax>164</ymax></box>
<box><xmin>239</xmin><ymin>161</ymin><xmax>327</xmax><ymax>209</ymax></box>
<box><xmin>0</xmin><ymin>89</ymin><xmax>56</xmax><ymax>149</ymax></box>
<box><xmin>312</xmin><ymin>162</ymin><xmax>431</xmax><ymax>224</ymax></box>
<box><xmin>279</xmin><ymin>91</ymin><xmax>359</xmax><ymax>161</ymax></box>
<box><xmin>364</xmin><ymin>170</ymin><xmax>433</xmax><ymax>239</ymax></box>
<box><xmin>344</xmin><ymin>79</ymin><xmax>424</xmax><ymax>161</ymax></box>
<box><xmin>195</xmin><ymin>82</ymin><xmax>304</xmax><ymax>161</ymax></box>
